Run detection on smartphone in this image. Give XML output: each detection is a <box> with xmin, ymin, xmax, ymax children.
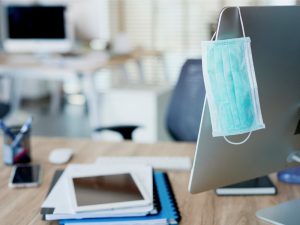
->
<box><xmin>215</xmin><ymin>176</ymin><xmax>277</xmax><ymax>196</ymax></box>
<box><xmin>9</xmin><ymin>164</ymin><xmax>42</xmax><ymax>188</ymax></box>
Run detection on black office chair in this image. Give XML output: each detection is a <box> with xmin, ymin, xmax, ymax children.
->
<box><xmin>94</xmin><ymin>59</ymin><xmax>205</xmax><ymax>142</ymax></box>
<box><xmin>93</xmin><ymin>59</ymin><xmax>205</xmax><ymax>141</ymax></box>
<box><xmin>166</xmin><ymin>59</ymin><xmax>205</xmax><ymax>142</ymax></box>
<box><xmin>0</xmin><ymin>102</ymin><xmax>10</xmax><ymax>119</ymax></box>
<box><xmin>94</xmin><ymin>125</ymin><xmax>140</xmax><ymax>140</ymax></box>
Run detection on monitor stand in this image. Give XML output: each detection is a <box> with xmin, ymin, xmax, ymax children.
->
<box><xmin>256</xmin><ymin>198</ymin><xmax>300</xmax><ymax>225</ymax></box>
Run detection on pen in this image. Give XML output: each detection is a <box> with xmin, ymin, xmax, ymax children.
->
<box><xmin>11</xmin><ymin>117</ymin><xmax>33</xmax><ymax>153</ymax></box>
<box><xmin>0</xmin><ymin>120</ymin><xmax>15</xmax><ymax>140</ymax></box>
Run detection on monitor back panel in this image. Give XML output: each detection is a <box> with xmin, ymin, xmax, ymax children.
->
<box><xmin>189</xmin><ymin>6</ymin><xmax>300</xmax><ymax>194</ymax></box>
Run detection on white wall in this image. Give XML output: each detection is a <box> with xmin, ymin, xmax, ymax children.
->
<box><xmin>69</xmin><ymin>0</ymin><xmax>110</xmax><ymax>41</ymax></box>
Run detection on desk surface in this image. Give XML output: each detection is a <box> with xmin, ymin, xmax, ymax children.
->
<box><xmin>0</xmin><ymin>49</ymin><xmax>163</xmax><ymax>77</ymax></box>
<box><xmin>0</xmin><ymin>137</ymin><xmax>300</xmax><ymax>225</ymax></box>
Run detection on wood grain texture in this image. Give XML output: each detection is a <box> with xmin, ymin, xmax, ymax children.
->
<box><xmin>0</xmin><ymin>137</ymin><xmax>299</xmax><ymax>225</ymax></box>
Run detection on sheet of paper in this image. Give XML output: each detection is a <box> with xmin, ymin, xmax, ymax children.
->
<box><xmin>96</xmin><ymin>156</ymin><xmax>192</xmax><ymax>171</ymax></box>
<box><xmin>63</xmin><ymin>220</ymin><xmax>167</xmax><ymax>225</ymax></box>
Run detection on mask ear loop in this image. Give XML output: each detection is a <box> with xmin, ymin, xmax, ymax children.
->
<box><xmin>224</xmin><ymin>132</ymin><xmax>252</xmax><ymax>145</ymax></box>
<box><xmin>216</xmin><ymin>6</ymin><xmax>246</xmax><ymax>40</ymax></box>
<box><xmin>211</xmin><ymin>32</ymin><xmax>216</xmax><ymax>41</ymax></box>
<box><xmin>237</xmin><ymin>7</ymin><xmax>246</xmax><ymax>37</ymax></box>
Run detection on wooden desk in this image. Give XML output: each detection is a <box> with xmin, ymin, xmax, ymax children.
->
<box><xmin>1</xmin><ymin>137</ymin><xmax>300</xmax><ymax>225</ymax></box>
<box><xmin>0</xmin><ymin>49</ymin><xmax>165</xmax><ymax>127</ymax></box>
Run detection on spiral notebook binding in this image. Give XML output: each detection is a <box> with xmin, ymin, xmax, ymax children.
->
<box><xmin>150</xmin><ymin>174</ymin><xmax>162</xmax><ymax>215</ymax></box>
<box><xmin>163</xmin><ymin>173</ymin><xmax>182</xmax><ymax>223</ymax></box>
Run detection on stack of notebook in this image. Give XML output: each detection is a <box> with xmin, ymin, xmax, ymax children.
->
<box><xmin>41</xmin><ymin>164</ymin><xmax>180</xmax><ymax>225</ymax></box>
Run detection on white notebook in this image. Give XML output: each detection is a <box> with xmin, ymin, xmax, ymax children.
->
<box><xmin>41</xmin><ymin>164</ymin><xmax>154</xmax><ymax>220</ymax></box>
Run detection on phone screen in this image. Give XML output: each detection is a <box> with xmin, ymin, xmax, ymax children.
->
<box><xmin>12</xmin><ymin>165</ymin><xmax>40</xmax><ymax>184</ymax></box>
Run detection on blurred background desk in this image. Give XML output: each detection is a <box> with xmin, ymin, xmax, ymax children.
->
<box><xmin>1</xmin><ymin>137</ymin><xmax>300</xmax><ymax>225</ymax></box>
<box><xmin>0</xmin><ymin>49</ymin><xmax>165</xmax><ymax>128</ymax></box>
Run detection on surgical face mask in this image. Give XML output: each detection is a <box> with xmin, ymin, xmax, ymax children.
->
<box><xmin>201</xmin><ymin>7</ymin><xmax>265</xmax><ymax>144</ymax></box>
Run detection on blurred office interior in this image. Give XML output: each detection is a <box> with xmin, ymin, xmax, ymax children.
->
<box><xmin>0</xmin><ymin>0</ymin><xmax>296</xmax><ymax>142</ymax></box>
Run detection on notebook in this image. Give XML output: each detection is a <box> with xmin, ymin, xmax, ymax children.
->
<box><xmin>41</xmin><ymin>164</ymin><xmax>154</xmax><ymax>213</ymax></box>
<box><xmin>41</xmin><ymin>169</ymin><xmax>160</xmax><ymax>221</ymax></box>
<box><xmin>59</xmin><ymin>172</ymin><xmax>181</xmax><ymax>225</ymax></box>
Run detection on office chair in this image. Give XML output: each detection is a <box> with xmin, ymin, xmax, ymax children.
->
<box><xmin>94</xmin><ymin>125</ymin><xmax>139</xmax><ymax>140</ymax></box>
<box><xmin>93</xmin><ymin>59</ymin><xmax>204</xmax><ymax>141</ymax></box>
<box><xmin>166</xmin><ymin>59</ymin><xmax>205</xmax><ymax>142</ymax></box>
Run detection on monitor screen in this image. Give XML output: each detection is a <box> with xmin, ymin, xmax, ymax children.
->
<box><xmin>7</xmin><ymin>6</ymin><xmax>66</xmax><ymax>39</ymax></box>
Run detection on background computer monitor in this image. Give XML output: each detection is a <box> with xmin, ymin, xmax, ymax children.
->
<box><xmin>1</xmin><ymin>2</ymin><xmax>74</xmax><ymax>53</ymax></box>
<box><xmin>189</xmin><ymin>6</ymin><xmax>300</xmax><ymax>194</ymax></box>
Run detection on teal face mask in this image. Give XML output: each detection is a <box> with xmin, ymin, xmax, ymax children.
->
<box><xmin>202</xmin><ymin>7</ymin><xmax>265</xmax><ymax>144</ymax></box>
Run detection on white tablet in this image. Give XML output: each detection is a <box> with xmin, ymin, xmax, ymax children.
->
<box><xmin>67</xmin><ymin>171</ymin><xmax>151</xmax><ymax>212</ymax></box>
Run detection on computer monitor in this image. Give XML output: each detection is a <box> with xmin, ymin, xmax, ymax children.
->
<box><xmin>188</xmin><ymin>6</ymin><xmax>300</xmax><ymax>224</ymax></box>
<box><xmin>1</xmin><ymin>2</ymin><xmax>74</xmax><ymax>53</ymax></box>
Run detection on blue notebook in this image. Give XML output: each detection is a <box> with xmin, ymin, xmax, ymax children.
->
<box><xmin>60</xmin><ymin>172</ymin><xmax>181</xmax><ymax>225</ymax></box>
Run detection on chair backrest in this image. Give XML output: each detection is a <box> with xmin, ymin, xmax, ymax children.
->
<box><xmin>166</xmin><ymin>59</ymin><xmax>205</xmax><ymax>142</ymax></box>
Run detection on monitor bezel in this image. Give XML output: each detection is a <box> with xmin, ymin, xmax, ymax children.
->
<box><xmin>1</xmin><ymin>1</ymin><xmax>74</xmax><ymax>53</ymax></box>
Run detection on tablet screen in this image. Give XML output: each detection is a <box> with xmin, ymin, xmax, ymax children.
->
<box><xmin>72</xmin><ymin>173</ymin><xmax>144</xmax><ymax>207</ymax></box>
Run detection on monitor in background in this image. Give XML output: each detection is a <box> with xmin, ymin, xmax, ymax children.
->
<box><xmin>1</xmin><ymin>3</ymin><xmax>74</xmax><ymax>53</ymax></box>
<box><xmin>188</xmin><ymin>6</ymin><xmax>300</xmax><ymax>224</ymax></box>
